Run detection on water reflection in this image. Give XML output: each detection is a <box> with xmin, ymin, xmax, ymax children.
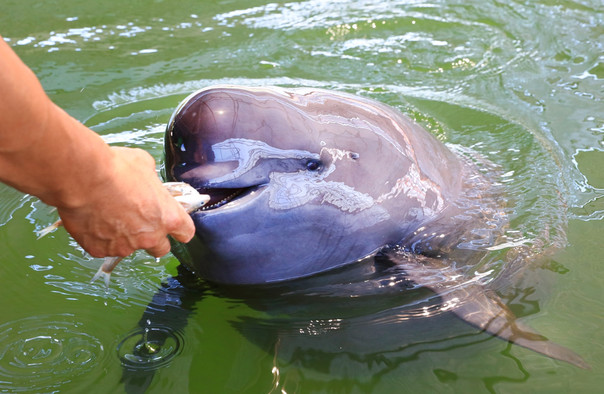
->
<box><xmin>120</xmin><ymin>262</ymin><xmax>554</xmax><ymax>393</ymax></box>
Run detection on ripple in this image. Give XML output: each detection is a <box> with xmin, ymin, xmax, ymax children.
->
<box><xmin>117</xmin><ymin>323</ymin><xmax>184</xmax><ymax>371</ymax></box>
<box><xmin>214</xmin><ymin>0</ymin><xmax>430</xmax><ymax>30</ymax></box>
<box><xmin>42</xmin><ymin>254</ymin><xmax>175</xmax><ymax>309</ymax></box>
<box><xmin>0</xmin><ymin>184</ymin><xmax>30</xmax><ymax>228</ymax></box>
<box><xmin>89</xmin><ymin>76</ymin><xmax>326</xmax><ymax>111</ymax></box>
<box><xmin>6</xmin><ymin>18</ymin><xmax>206</xmax><ymax>53</ymax></box>
<box><xmin>0</xmin><ymin>314</ymin><xmax>106</xmax><ymax>392</ymax></box>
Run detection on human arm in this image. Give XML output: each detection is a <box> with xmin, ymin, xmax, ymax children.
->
<box><xmin>0</xmin><ymin>36</ymin><xmax>195</xmax><ymax>258</ymax></box>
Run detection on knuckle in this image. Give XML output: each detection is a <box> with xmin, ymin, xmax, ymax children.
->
<box><xmin>137</xmin><ymin>149</ymin><xmax>156</xmax><ymax>168</ymax></box>
<box><xmin>136</xmin><ymin>234</ymin><xmax>160</xmax><ymax>251</ymax></box>
<box><xmin>146</xmin><ymin>239</ymin><xmax>171</xmax><ymax>258</ymax></box>
<box><xmin>87</xmin><ymin>247</ymin><xmax>105</xmax><ymax>258</ymax></box>
<box><xmin>122</xmin><ymin>146</ymin><xmax>155</xmax><ymax>168</ymax></box>
<box><xmin>166</xmin><ymin>212</ymin><xmax>195</xmax><ymax>243</ymax></box>
<box><xmin>80</xmin><ymin>236</ymin><xmax>108</xmax><ymax>258</ymax></box>
<box><xmin>164</xmin><ymin>211</ymin><xmax>184</xmax><ymax>231</ymax></box>
<box><xmin>115</xmin><ymin>244</ymin><xmax>135</xmax><ymax>258</ymax></box>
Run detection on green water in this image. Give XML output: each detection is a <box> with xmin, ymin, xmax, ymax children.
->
<box><xmin>1</xmin><ymin>0</ymin><xmax>603</xmax><ymax>392</ymax></box>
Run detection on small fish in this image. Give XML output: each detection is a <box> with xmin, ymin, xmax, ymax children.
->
<box><xmin>37</xmin><ymin>182</ymin><xmax>210</xmax><ymax>287</ymax></box>
<box><xmin>91</xmin><ymin>256</ymin><xmax>124</xmax><ymax>287</ymax></box>
<box><xmin>36</xmin><ymin>217</ymin><xmax>62</xmax><ymax>239</ymax></box>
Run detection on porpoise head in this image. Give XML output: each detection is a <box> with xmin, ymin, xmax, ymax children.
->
<box><xmin>164</xmin><ymin>86</ymin><xmax>466</xmax><ymax>284</ymax></box>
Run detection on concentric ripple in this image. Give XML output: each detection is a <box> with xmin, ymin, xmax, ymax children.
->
<box><xmin>117</xmin><ymin>323</ymin><xmax>184</xmax><ymax>370</ymax></box>
<box><xmin>0</xmin><ymin>314</ymin><xmax>105</xmax><ymax>392</ymax></box>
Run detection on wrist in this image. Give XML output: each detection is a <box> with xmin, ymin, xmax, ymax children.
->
<box><xmin>33</xmin><ymin>103</ymin><xmax>117</xmax><ymax>211</ymax></box>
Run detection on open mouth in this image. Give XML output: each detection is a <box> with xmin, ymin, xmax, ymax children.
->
<box><xmin>196</xmin><ymin>186</ymin><xmax>257</xmax><ymax>211</ymax></box>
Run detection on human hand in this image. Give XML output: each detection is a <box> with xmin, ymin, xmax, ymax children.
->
<box><xmin>0</xmin><ymin>38</ymin><xmax>195</xmax><ymax>259</ymax></box>
<box><xmin>56</xmin><ymin>146</ymin><xmax>196</xmax><ymax>258</ymax></box>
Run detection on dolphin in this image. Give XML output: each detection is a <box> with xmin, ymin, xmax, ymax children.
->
<box><xmin>161</xmin><ymin>85</ymin><xmax>587</xmax><ymax>369</ymax></box>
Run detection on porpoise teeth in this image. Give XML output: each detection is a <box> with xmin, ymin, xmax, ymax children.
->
<box><xmin>200</xmin><ymin>189</ymin><xmax>246</xmax><ymax>211</ymax></box>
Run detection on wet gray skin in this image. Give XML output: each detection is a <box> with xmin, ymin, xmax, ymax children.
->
<box><xmin>163</xmin><ymin>85</ymin><xmax>587</xmax><ymax>368</ymax></box>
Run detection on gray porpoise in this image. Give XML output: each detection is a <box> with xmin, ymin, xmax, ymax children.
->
<box><xmin>163</xmin><ymin>85</ymin><xmax>587</xmax><ymax>369</ymax></box>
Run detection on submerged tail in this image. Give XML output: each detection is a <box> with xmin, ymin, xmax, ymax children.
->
<box><xmin>388</xmin><ymin>251</ymin><xmax>589</xmax><ymax>369</ymax></box>
<box><xmin>441</xmin><ymin>283</ymin><xmax>589</xmax><ymax>369</ymax></box>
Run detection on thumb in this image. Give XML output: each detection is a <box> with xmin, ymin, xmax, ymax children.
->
<box><xmin>165</xmin><ymin>202</ymin><xmax>196</xmax><ymax>243</ymax></box>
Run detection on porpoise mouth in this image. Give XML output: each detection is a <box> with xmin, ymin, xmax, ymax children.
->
<box><xmin>196</xmin><ymin>186</ymin><xmax>258</xmax><ymax>211</ymax></box>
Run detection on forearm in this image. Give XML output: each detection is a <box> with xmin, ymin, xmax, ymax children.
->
<box><xmin>0</xmin><ymin>37</ymin><xmax>114</xmax><ymax>209</ymax></box>
<box><xmin>0</xmin><ymin>36</ymin><xmax>195</xmax><ymax>258</ymax></box>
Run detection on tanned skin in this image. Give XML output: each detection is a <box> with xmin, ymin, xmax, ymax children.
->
<box><xmin>0</xmin><ymin>36</ymin><xmax>195</xmax><ymax>258</ymax></box>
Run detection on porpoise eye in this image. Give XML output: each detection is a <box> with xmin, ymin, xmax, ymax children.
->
<box><xmin>305</xmin><ymin>159</ymin><xmax>322</xmax><ymax>171</ymax></box>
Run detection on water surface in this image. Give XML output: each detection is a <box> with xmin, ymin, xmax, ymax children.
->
<box><xmin>1</xmin><ymin>0</ymin><xmax>603</xmax><ymax>392</ymax></box>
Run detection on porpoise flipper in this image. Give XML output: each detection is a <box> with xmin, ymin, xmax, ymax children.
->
<box><xmin>387</xmin><ymin>250</ymin><xmax>589</xmax><ymax>369</ymax></box>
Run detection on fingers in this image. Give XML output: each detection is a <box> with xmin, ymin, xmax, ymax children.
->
<box><xmin>84</xmin><ymin>231</ymin><xmax>174</xmax><ymax>259</ymax></box>
<box><xmin>57</xmin><ymin>146</ymin><xmax>198</xmax><ymax>260</ymax></box>
<box><xmin>118</xmin><ymin>145</ymin><xmax>196</xmax><ymax>244</ymax></box>
<box><xmin>106</xmin><ymin>193</ymin><xmax>195</xmax><ymax>258</ymax></box>
<box><xmin>165</xmin><ymin>205</ymin><xmax>196</xmax><ymax>243</ymax></box>
<box><xmin>138</xmin><ymin>206</ymin><xmax>194</xmax><ymax>258</ymax></box>
<box><xmin>134</xmin><ymin>202</ymin><xmax>195</xmax><ymax>257</ymax></box>
<box><xmin>65</xmin><ymin>194</ymin><xmax>196</xmax><ymax>259</ymax></box>
<box><xmin>66</xmin><ymin>222</ymin><xmax>137</xmax><ymax>258</ymax></box>
<box><xmin>144</xmin><ymin>236</ymin><xmax>173</xmax><ymax>258</ymax></box>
